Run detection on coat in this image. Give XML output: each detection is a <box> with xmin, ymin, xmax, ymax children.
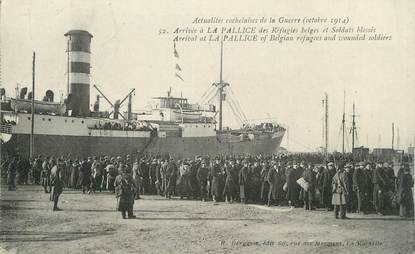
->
<box><xmin>285</xmin><ymin>167</ymin><xmax>297</xmax><ymax>201</ymax></box>
<box><xmin>223</xmin><ymin>165</ymin><xmax>238</xmax><ymax>196</ymax></box>
<box><xmin>50</xmin><ymin>164</ymin><xmax>64</xmax><ymax>200</ymax></box>
<box><xmin>210</xmin><ymin>163</ymin><xmax>223</xmax><ymax>197</ymax></box>
<box><xmin>114</xmin><ymin>173</ymin><xmax>135</xmax><ymax>211</ymax></box>
<box><xmin>320</xmin><ymin>168</ymin><xmax>335</xmax><ymax>205</ymax></box>
<box><xmin>397</xmin><ymin>173</ymin><xmax>414</xmax><ymax>205</ymax></box>
<box><xmin>331</xmin><ymin>171</ymin><xmax>348</xmax><ymax>205</ymax></box>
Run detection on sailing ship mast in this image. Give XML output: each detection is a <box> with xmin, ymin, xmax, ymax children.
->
<box><xmin>214</xmin><ymin>41</ymin><xmax>229</xmax><ymax>131</ymax></box>
<box><xmin>351</xmin><ymin>102</ymin><xmax>357</xmax><ymax>154</ymax></box>
<box><xmin>341</xmin><ymin>91</ymin><xmax>346</xmax><ymax>154</ymax></box>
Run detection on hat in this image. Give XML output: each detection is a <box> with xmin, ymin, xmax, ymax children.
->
<box><xmin>327</xmin><ymin>162</ymin><xmax>334</xmax><ymax>166</ymax></box>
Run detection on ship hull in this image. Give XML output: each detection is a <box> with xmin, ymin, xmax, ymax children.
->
<box><xmin>1</xmin><ymin>133</ymin><xmax>284</xmax><ymax>158</ymax></box>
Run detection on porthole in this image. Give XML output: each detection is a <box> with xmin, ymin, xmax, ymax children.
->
<box><xmin>81</xmin><ymin>120</ymin><xmax>84</xmax><ymax>124</ymax></box>
<box><xmin>48</xmin><ymin>119</ymin><xmax>51</xmax><ymax>121</ymax></box>
<box><xmin>27</xmin><ymin>117</ymin><xmax>31</xmax><ymax>120</ymax></box>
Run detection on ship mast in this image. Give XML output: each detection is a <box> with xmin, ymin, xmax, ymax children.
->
<box><xmin>322</xmin><ymin>93</ymin><xmax>329</xmax><ymax>158</ymax></box>
<box><xmin>351</xmin><ymin>102</ymin><xmax>357</xmax><ymax>154</ymax></box>
<box><xmin>391</xmin><ymin>122</ymin><xmax>395</xmax><ymax>150</ymax></box>
<box><xmin>215</xmin><ymin>40</ymin><xmax>229</xmax><ymax>131</ymax></box>
<box><xmin>341</xmin><ymin>90</ymin><xmax>346</xmax><ymax>154</ymax></box>
<box><xmin>30</xmin><ymin>52</ymin><xmax>35</xmax><ymax>158</ymax></box>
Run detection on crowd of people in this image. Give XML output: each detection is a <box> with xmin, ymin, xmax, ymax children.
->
<box><xmin>2</xmin><ymin>152</ymin><xmax>414</xmax><ymax>219</ymax></box>
<box><xmin>91</xmin><ymin>121</ymin><xmax>154</xmax><ymax>132</ymax></box>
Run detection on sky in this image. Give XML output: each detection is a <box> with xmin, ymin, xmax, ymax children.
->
<box><xmin>1</xmin><ymin>0</ymin><xmax>414</xmax><ymax>152</ymax></box>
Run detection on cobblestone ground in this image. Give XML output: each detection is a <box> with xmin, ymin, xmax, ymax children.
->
<box><xmin>1</xmin><ymin>184</ymin><xmax>414</xmax><ymax>254</ymax></box>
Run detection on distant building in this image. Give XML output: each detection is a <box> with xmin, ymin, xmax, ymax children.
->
<box><xmin>372</xmin><ymin>148</ymin><xmax>402</xmax><ymax>161</ymax></box>
<box><xmin>408</xmin><ymin>146</ymin><xmax>415</xmax><ymax>156</ymax></box>
<box><xmin>353</xmin><ymin>146</ymin><xmax>369</xmax><ymax>158</ymax></box>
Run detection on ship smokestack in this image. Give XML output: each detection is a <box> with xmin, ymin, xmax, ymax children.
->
<box><xmin>64</xmin><ymin>30</ymin><xmax>93</xmax><ymax>117</ymax></box>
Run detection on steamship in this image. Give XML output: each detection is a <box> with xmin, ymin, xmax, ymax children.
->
<box><xmin>0</xmin><ymin>30</ymin><xmax>285</xmax><ymax>159</ymax></box>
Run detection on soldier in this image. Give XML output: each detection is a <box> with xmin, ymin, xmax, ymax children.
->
<box><xmin>285</xmin><ymin>162</ymin><xmax>297</xmax><ymax>208</ymax></box>
<box><xmin>41</xmin><ymin>157</ymin><xmax>51</xmax><ymax>193</ymax></box>
<box><xmin>7</xmin><ymin>157</ymin><xmax>17</xmax><ymax>191</ymax></box>
<box><xmin>397</xmin><ymin>164</ymin><xmax>414</xmax><ymax>217</ymax></box>
<box><xmin>344</xmin><ymin>164</ymin><xmax>356</xmax><ymax>213</ymax></box>
<box><xmin>223</xmin><ymin>160</ymin><xmax>238</xmax><ymax>203</ymax></box>
<box><xmin>210</xmin><ymin>158</ymin><xmax>223</xmax><ymax>202</ymax></box>
<box><xmin>372</xmin><ymin>163</ymin><xmax>386</xmax><ymax>215</ymax></box>
<box><xmin>332</xmin><ymin>165</ymin><xmax>349</xmax><ymax>219</ymax></box>
<box><xmin>196</xmin><ymin>160</ymin><xmax>209</xmax><ymax>201</ymax></box>
<box><xmin>320</xmin><ymin>162</ymin><xmax>335</xmax><ymax>211</ymax></box>
<box><xmin>238</xmin><ymin>160</ymin><xmax>249</xmax><ymax>204</ymax></box>
<box><xmin>267</xmin><ymin>162</ymin><xmax>284</xmax><ymax>207</ymax></box>
<box><xmin>364</xmin><ymin>163</ymin><xmax>374</xmax><ymax>212</ymax></box>
<box><xmin>50</xmin><ymin>158</ymin><xmax>64</xmax><ymax>211</ymax></box>
<box><xmin>89</xmin><ymin>157</ymin><xmax>99</xmax><ymax>194</ymax></box>
<box><xmin>157</xmin><ymin>159</ymin><xmax>167</xmax><ymax>196</ymax></box>
<box><xmin>32</xmin><ymin>155</ymin><xmax>43</xmax><ymax>185</ymax></box>
<box><xmin>260</xmin><ymin>161</ymin><xmax>270</xmax><ymax>204</ymax></box>
<box><xmin>114</xmin><ymin>164</ymin><xmax>137</xmax><ymax>219</ymax></box>
<box><xmin>164</xmin><ymin>158</ymin><xmax>177</xmax><ymax>199</ymax></box>
<box><xmin>353</xmin><ymin>162</ymin><xmax>369</xmax><ymax>214</ymax></box>
<box><xmin>70</xmin><ymin>160</ymin><xmax>80</xmax><ymax>189</ymax></box>
<box><xmin>302</xmin><ymin>163</ymin><xmax>316</xmax><ymax>210</ymax></box>
<box><xmin>132</xmin><ymin>158</ymin><xmax>142</xmax><ymax>199</ymax></box>
<box><xmin>148</xmin><ymin>159</ymin><xmax>158</xmax><ymax>195</ymax></box>
<box><xmin>79</xmin><ymin>158</ymin><xmax>91</xmax><ymax>194</ymax></box>
<box><xmin>178</xmin><ymin>159</ymin><xmax>193</xmax><ymax>199</ymax></box>
<box><xmin>106</xmin><ymin>158</ymin><xmax>118</xmax><ymax>193</ymax></box>
<box><xmin>383</xmin><ymin>162</ymin><xmax>396</xmax><ymax>214</ymax></box>
<box><xmin>248</xmin><ymin>161</ymin><xmax>262</xmax><ymax>203</ymax></box>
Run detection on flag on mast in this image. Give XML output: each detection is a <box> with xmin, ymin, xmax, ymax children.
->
<box><xmin>173</xmin><ymin>41</ymin><xmax>179</xmax><ymax>58</ymax></box>
<box><xmin>175</xmin><ymin>73</ymin><xmax>184</xmax><ymax>82</ymax></box>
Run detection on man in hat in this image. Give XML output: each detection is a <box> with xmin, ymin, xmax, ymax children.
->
<box><xmin>260</xmin><ymin>161</ymin><xmax>270</xmax><ymax>204</ymax></box>
<box><xmin>353</xmin><ymin>162</ymin><xmax>369</xmax><ymax>214</ymax></box>
<box><xmin>344</xmin><ymin>163</ymin><xmax>356</xmax><ymax>213</ymax></box>
<box><xmin>41</xmin><ymin>156</ymin><xmax>51</xmax><ymax>193</ymax></box>
<box><xmin>396</xmin><ymin>164</ymin><xmax>414</xmax><ymax>217</ymax></box>
<box><xmin>238</xmin><ymin>160</ymin><xmax>249</xmax><ymax>204</ymax></box>
<box><xmin>79</xmin><ymin>158</ymin><xmax>91</xmax><ymax>194</ymax></box>
<box><xmin>372</xmin><ymin>163</ymin><xmax>386</xmax><ymax>215</ymax></box>
<box><xmin>332</xmin><ymin>165</ymin><xmax>349</xmax><ymax>219</ymax></box>
<box><xmin>164</xmin><ymin>158</ymin><xmax>177</xmax><ymax>199</ymax></box>
<box><xmin>114</xmin><ymin>164</ymin><xmax>137</xmax><ymax>219</ymax></box>
<box><xmin>223</xmin><ymin>159</ymin><xmax>237</xmax><ymax>203</ymax></box>
<box><xmin>248</xmin><ymin>161</ymin><xmax>262</xmax><ymax>203</ymax></box>
<box><xmin>302</xmin><ymin>163</ymin><xmax>316</xmax><ymax>210</ymax></box>
<box><xmin>285</xmin><ymin>162</ymin><xmax>298</xmax><ymax>208</ymax></box>
<box><xmin>383</xmin><ymin>162</ymin><xmax>395</xmax><ymax>214</ymax></box>
<box><xmin>50</xmin><ymin>158</ymin><xmax>64</xmax><ymax>211</ymax></box>
<box><xmin>197</xmin><ymin>160</ymin><xmax>209</xmax><ymax>201</ymax></box>
<box><xmin>106</xmin><ymin>158</ymin><xmax>118</xmax><ymax>193</ymax></box>
<box><xmin>320</xmin><ymin>162</ymin><xmax>335</xmax><ymax>211</ymax></box>
<box><xmin>210</xmin><ymin>158</ymin><xmax>223</xmax><ymax>202</ymax></box>
<box><xmin>267</xmin><ymin>162</ymin><xmax>284</xmax><ymax>207</ymax></box>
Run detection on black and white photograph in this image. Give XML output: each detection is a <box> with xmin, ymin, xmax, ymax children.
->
<box><xmin>0</xmin><ymin>0</ymin><xmax>414</xmax><ymax>253</ymax></box>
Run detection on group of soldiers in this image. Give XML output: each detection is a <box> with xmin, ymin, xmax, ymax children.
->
<box><xmin>2</xmin><ymin>152</ymin><xmax>414</xmax><ymax>219</ymax></box>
